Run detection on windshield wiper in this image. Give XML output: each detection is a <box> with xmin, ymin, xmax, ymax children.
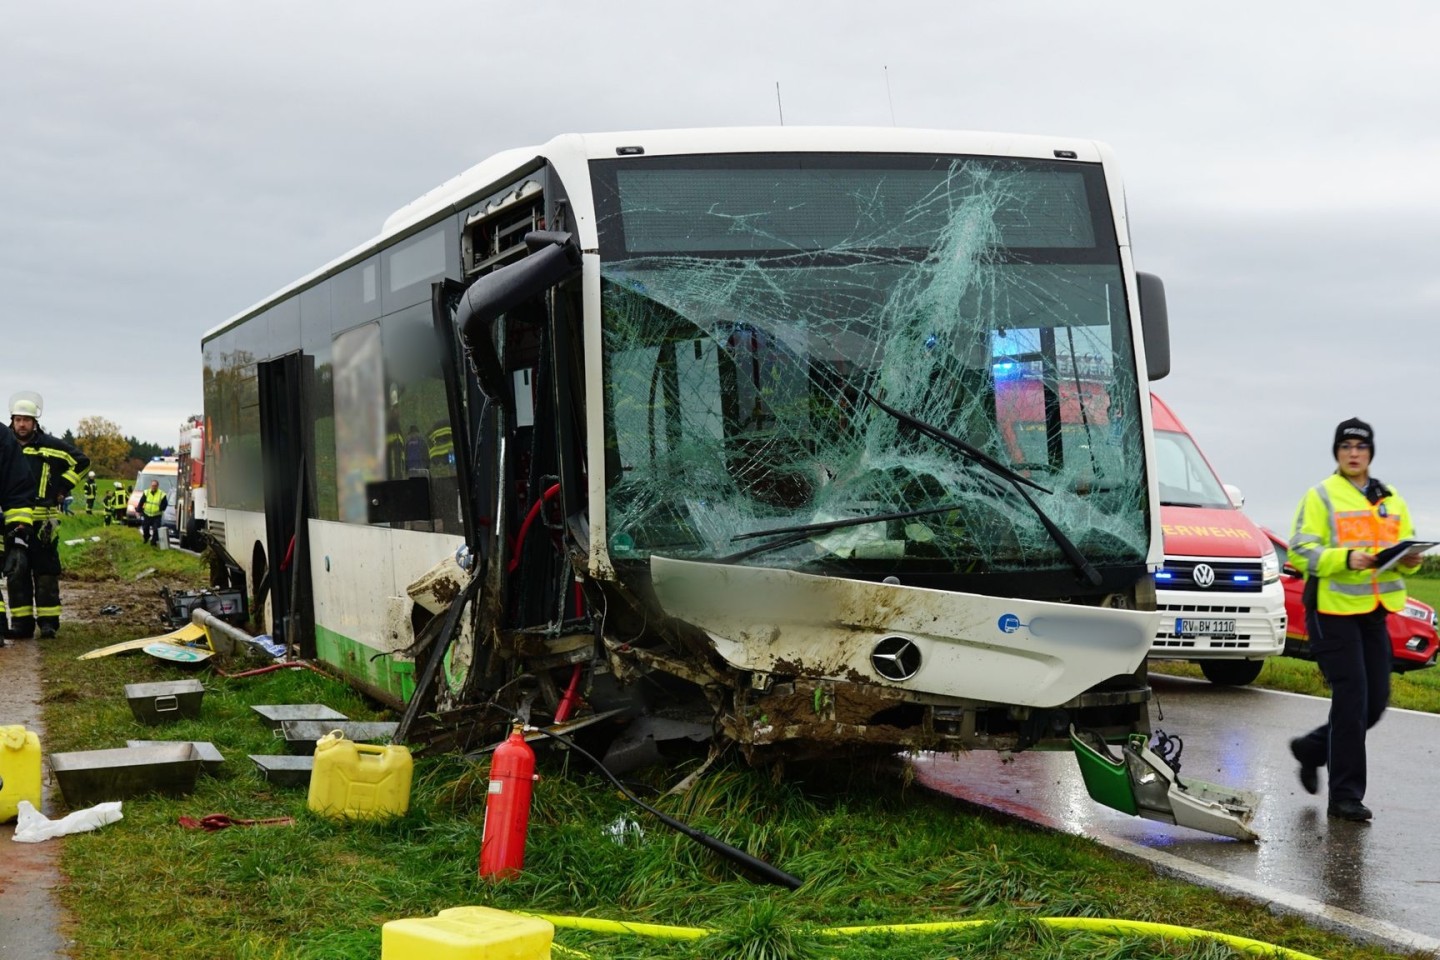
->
<box><xmin>862</xmin><ymin>390</ymin><xmax>1103</xmax><ymax>587</ymax></box>
<box><xmin>721</xmin><ymin>502</ymin><xmax>964</xmax><ymax>564</ymax></box>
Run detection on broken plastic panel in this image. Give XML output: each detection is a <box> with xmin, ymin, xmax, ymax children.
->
<box><xmin>1071</xmin><ymin>726</ymin><xmax>1259</xmax><ymax>841</ymax></box>
<box><xmin>595</xmin><ymin>154</ymin><xmax>1148</xmax><ymax>576</ymax></box>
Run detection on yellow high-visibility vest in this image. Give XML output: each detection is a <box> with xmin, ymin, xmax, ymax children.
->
<box><xmin>1288</xmin><ymin>473</ymin><xmax>1416</xmax><ymax>615</ymax></box>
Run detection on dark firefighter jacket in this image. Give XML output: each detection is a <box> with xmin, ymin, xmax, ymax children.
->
<box><xmin>17</xmin><ymin>428</ymin><xmax>90</xmax><ymax>524</ymax></box>
<box><xmin>0</xmin><ymin>427</ymin><xmax>36</xmax><ymax>533</ymax></box>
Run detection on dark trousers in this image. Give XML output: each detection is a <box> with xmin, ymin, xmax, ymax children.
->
<box><xmin>5</xmin><ymin>537</ymin><xmax>62</xmax><ymax>637</ymax></box>
<box><xmin>1292</xmin><ymin>607</ymin><xmax>1392</xmax><ymax>803</ymax></box>
<box><xmin>141</xmin><ymin>513</ymin><xmax>162</xmax><ymax>544</ymax></box>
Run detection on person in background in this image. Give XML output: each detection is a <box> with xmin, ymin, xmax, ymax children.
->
<box><xmin>138</xmin><ymin>478</ymin><xmax>169</xmax><ymax>546</ymax></box>
<box><xmin>7</xmin><ymin>392</ymin><xmax>88</xmax><ymax>640</ymax></box>
<box><xmin>0</xmin><ymin>426</ymin><xmax>36</xmax><ymax>645</ymax></box>
<box><xmin>103</xmin><ymin>481</ymin><xmax>125</xmax><ymax>526</ymax></box>
<box><xmin>83</xmin><ymin>471</ymin><xmax>97</xmax><ymax>514</ymax></box>
<box><xmin>1287</xmin><ymin>417</ymin><xmax>1427</xmax><ymax>822</ymax></box>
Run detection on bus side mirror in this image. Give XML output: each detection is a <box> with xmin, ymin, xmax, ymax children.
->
<box><xmin>1137</xmin><ymin>272</ymin><xmax>1170</xmax><ymax>381</ymax></box>
<box><xmin>1223</xmin><ymin>483</ymin><xmax>1244</xmax><ymax>508</ymax></box>
<box><xmin>455</xmin><ymin>230</ymin><xmax>582</xmax><ymax>402</ymax></box>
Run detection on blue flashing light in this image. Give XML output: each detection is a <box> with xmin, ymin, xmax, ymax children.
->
<box><xmin>1233</xmin><ymin>574</ymin><xmax>1251</xmax><ymax>582</ymax></box>
<box><xmin>993</xmin><ymin>361</ymin><xmax>1020</xmax><ymax>380</ymax></box>
<box><xmin>1155</xmin><ymin>571</ymin><xmax>1173</xmax><ymax>580</ymax></box>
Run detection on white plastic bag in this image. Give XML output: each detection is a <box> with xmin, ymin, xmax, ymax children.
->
<box><xmin>12</xmin><ymin>800</ymin><xmax>123</xmax><ymax>842</ymax></box>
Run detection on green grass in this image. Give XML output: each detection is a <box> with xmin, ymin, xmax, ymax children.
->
<box><xmin>1152</xmin><ymin>575</ymin><xmax>1440</xmax><ymax>712</ymax></box>
<box><xmin>35</xmin><ymin>555</ymin><xmax>1418</xmax><ymax>959</ymax></box>
<box><xmin>54</xmin><ymin>511</ymin><xmax>203</xmax><ymax>582</ymax></box>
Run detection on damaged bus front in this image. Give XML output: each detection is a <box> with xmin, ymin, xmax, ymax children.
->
<box><xmin>203</xmin><ymin>129</ymin><xmax>1255</xmax><ymax>840</ymax></box>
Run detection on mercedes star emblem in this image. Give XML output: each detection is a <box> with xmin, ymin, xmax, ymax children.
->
<box><xmin>871</xmin><ymin>636</ymin><xmax>922</xmax><ymax>681</ymax></box>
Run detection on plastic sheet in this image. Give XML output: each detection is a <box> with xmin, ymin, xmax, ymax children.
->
<box><xmin>12</xmin><ymin>799</ymin><xmax>123</xmax><ymax>842</ymax></box>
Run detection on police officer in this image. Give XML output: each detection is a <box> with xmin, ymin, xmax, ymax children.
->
<box><xmin>84</xmin><ymin>471</ymin><xmax>98</xmax><ymax>514</ymax></box>
<box><xmin>7</xmin><ymin>393</ymin><xmax>89</xmax><ymax>640</ymax></box>
<box><xmin>1287</xmin><ymin>418</ymin><xmax>1426</xmax><ymax>821</ymax></box>
<box><xmin>0</xmin><ymin>426</ymin><xmax>36</xmax><ymax>644</ymax></box>
<box><xmin>138</xmin><ymin>479</ymin><xmax>168</xmax><ymax>546</ymax></box>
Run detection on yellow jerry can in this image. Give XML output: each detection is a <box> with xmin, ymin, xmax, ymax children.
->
<box><xmin>381</xmin><ymin>906</ymin><xmax>553</xmax><ymax>960</ymax></box>
<box><xmin>307</xmin><ymin>730</ymin><xmax>413</xmax><ymax>820</ymax></box>
<box><xmin>0</xmin><ymin>725</ymin><xmax>43</xmax><ymax>823</ymax></box>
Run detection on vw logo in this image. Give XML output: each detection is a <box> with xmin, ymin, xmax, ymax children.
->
<box><xmin>871</xmin><ymin>636</ymin><xmax>922</xmax><ymax>681</ymax></box>
<box><xmin>1192</xmin><ymin>563</ymin><xmax>1217</xmax><ymax>588</ymax></box>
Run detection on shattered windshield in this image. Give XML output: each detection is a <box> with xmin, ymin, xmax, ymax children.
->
<box><xmin>591</xmin><ymin>152</ymin><xmax>1148</xmax><ymax>576</ymax></box>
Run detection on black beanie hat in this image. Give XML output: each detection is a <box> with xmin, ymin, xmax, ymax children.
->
<box><xmin>1333</xmin><ymin>417</ymin><xmax>1375</xmax><ymax>459</ymax></box>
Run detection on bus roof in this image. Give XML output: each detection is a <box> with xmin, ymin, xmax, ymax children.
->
<box><xmin>204</xmin><ymin>127</ymin><xmax>1116</xmax><ymax>344</ymax></box>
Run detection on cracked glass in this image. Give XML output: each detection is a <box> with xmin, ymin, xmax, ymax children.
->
<box><xmin>591</xmin><ymin>153</ymin><xmax>1147</xmax><ymax>576</ymax></box>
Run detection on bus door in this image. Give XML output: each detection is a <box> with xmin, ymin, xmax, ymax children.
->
<box><xmin>258</xmin><ymin>352</ymin><xmax>315</xmax><ymax>656</ymax></box>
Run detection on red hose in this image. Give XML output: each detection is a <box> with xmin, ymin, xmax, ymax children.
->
<box><xmin>508</xmin><ymin>484</ymin><xmax>561</xmax><ymax>573</ymax></box>
<box><xmin>211</xmin><ymin>661</ymin><xmax>332</xmax><ymax>680</ymax></box>
<box><xmin>554</xmin><ymin>663</ymin><xmax>583</xmax><ymax>723</ymax></box>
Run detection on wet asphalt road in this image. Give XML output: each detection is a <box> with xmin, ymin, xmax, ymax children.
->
<box><xmin>913</xmin><ymin>672</ymin><xmax>1440</xmax><ymax>948</ymax></box>
<box><xmin>0</xmin><ymin>637</ymin><xmax>69</xmax><ymax>960</ymax></box>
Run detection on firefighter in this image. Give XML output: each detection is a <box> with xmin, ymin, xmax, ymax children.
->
<box><xmin>7</xmin><ymin>393</ymin><xmax>89</xmax><ymax>640</ymax></box>
<box><xmin>84</xmin><ymin>471</ymin><xmax>97</xmax><ymax>514</ymax></box>
<box><xmin>0</xmin><ymin>426</ymin><xmax>36</xmax><ymax>644</ymax></box>
<box><xmin>103</xmin><ymin>481</ymin><xmax>126</xmax><ymax>526</ymax></box>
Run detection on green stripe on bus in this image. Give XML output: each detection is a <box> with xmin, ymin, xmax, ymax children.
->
<box><xmin>314</xmin><ymin>624</ymin><xmax>418</xmax><ymax>703</ymax></box>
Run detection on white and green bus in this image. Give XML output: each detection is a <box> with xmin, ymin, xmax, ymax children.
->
<box><xmin>202</xmin><ymin>128</ymin><xmax>1251</xmax><ymax>833</ymax></box>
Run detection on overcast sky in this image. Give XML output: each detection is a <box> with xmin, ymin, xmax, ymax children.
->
<box><xmin>3</xmin><ymin>1</ymin><xmax>1437</xmax><ymax>535</ymax></box>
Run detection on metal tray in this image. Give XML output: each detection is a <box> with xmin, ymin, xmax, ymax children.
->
<box><xmin>125</xmin><ymin>679</ymin><xmax>205</xmax><ymax>724</ymax></box>
<box><xmin>249</xmin><ymin>754</ymin><xmax>314</xmax><ymax>788</ymax></box>
<box><xmin>126</xmin><ymin>740</ymin><xmax>225</xmax><ymax>776</ymax></box>
<box><xmin>277</xmin><ymin>721</ymin><xmax>400</xmax><ymax>755</ymax></box>
<box><xmin>50</xmin><ymin>744</ymin><xmax>201</xmax><ymax>807</ymax></box>
<box><xmin>251</xmin><ymin>704</ymin><xmax>348</xmax><ymax>731</ymax></box>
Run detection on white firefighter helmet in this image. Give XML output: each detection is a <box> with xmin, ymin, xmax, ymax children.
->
<box><xmin>9</xmin><ymin>391</ymin><xmax>43</xmax><ymax>419</ymax></box>
<box><xmin>89</xmin><ymin>471</ymin><xmax>96</xmax><ymax>477</ymax></box>
<box><xmin>114</xmin><ymin>481</ymin><xmax>123</xmax><ymax>488</ymax></box>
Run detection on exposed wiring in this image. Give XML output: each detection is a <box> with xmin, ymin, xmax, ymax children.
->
<box><xmin>1151</xmin><ymin>728</ymin><xmax>1184</xmax><ymax>777</ymax></box>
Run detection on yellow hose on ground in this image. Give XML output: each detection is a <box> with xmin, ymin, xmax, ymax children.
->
<box><xmin>522</xmin><ymin>912</ymin><xmax>1324</xmax><ymax>960</ymax></box>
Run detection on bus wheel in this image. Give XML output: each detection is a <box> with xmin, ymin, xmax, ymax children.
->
<box><xmin>1198</xmin><ymin>659</ymin><xmax>1263</xmax><ymax>686</ymax></box>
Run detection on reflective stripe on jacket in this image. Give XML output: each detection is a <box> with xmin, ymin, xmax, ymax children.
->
<box><xmin>1288</xmin><ymin>472</ymin><xmax>1416</xmax><ymax>615</ymax></box>
<box><xmin>18</xmin><ymin>428</ymin><xmax>90</xmax><ymax>522</ymax></box>
<box><xmin>0</xmin><ymin>428</ymin><xmax>35</xmax><ymax>532</ymax></box>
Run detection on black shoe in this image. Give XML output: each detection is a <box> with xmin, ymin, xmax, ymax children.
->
<box><xmin>1289</xmin><ymin>738</ymin><xmax>1319</xmax><ymax>795</ymax></box>
<box><xmin>1328</xmin><ymin>800</ymin><xmax>1373</xmax><ymax>821</ymax></box>
<box><xmin>39</xmin><ymin>627</ymin><xmax>57</xmax><ymax>639</ymax></box>
<box><xmin>4</xmin><ymin>631</ymin><xmax>33</xmax><ymax>641</ymax></box>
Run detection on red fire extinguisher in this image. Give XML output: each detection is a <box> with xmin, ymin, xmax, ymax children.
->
<box><xmin>479</xmin><ymin>723</ymin><xmax>537</xmax><ymax>879</ymax></box>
